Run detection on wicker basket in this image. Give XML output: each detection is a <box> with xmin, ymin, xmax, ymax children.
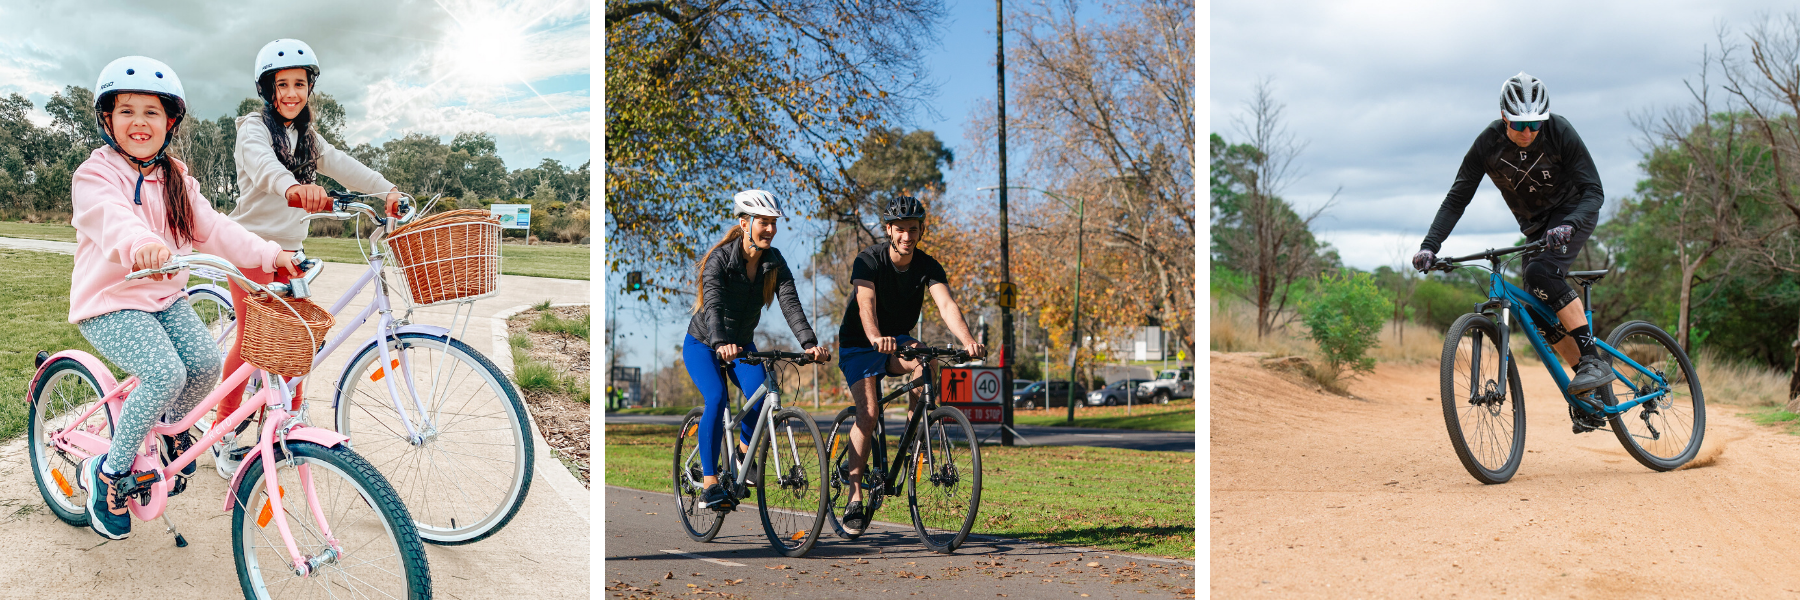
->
<box><xmin>239</xmin><ymin>292</ymin><xmax>334</xmax><ymax>377</ymax></box>
<box><xmin>384</xmin><ymin>209</ymin><xmax>502</xmax><ymax>306</ymax></box>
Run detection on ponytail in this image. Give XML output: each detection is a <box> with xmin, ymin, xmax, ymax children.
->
<box><xmin>691</xmin><ymin>227</ymin><xmax>745</xmax><ymax>314</ymax></box>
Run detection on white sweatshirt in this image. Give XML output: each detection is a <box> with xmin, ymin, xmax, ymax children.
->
<box><xmin>229</xmin><ymin>111</ymin><xmax>395</xmax><ymax>250</ymax></box>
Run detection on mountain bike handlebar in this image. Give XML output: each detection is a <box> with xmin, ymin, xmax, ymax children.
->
<box><xmin>1430</xmin><ymin>239</ymin><xmax>1548</xmax><ymax>272</ymax></box>
<box><xmin>895</xmin><ymin>345</ymin><xmax>972</xmax><ymax>362</ymax></box>
<box><xmin>744</xmin><ymin>350</ymin><xmax>828</xmax><ymax>365</ymax></box>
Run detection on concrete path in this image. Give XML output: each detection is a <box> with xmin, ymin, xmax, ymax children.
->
<box><xmin>604</xmin><ymin>412</ymin><xmax>1195</xmax><ymax>453</ymax></box>
<box><xmin>603</xmin><ymin>486</ymin><xmax>1195</xmax><ymax>599</ymax></box>
<box><xmin>0</xmin><ymin>242</ymin><xmax>591</xmax><ymax>599</ymax></box>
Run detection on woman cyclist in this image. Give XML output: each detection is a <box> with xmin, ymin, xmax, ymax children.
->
<box><xmin>70</xmin><ymin>56</ymin><xmax>303</xmax><ymax>540</ymax></box>
<box><xmin>210</xmin><ymin>39</ymin><xmax>403</xmax><ymax>479</ymax></box>
<box><xmin>683</xmin><ymin>190</ymin><xmax>829</xmax><ymax>512</ymax></box>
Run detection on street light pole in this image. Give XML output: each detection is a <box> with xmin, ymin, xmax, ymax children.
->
<box><xmin>1065</xmin><ymin>195</ymin><xmax>1084</xmax><ymax>424</ymax></box>
<box><xmin>995</xmin><ymin>0</ymin><xmax>1015</xmax><ymax>446</ymax></box>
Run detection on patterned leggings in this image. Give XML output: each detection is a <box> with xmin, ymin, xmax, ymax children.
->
<box><xmin>77</xmin><ymin>298</ymin><xmax>222</xmax><ymax>474</ymax></box>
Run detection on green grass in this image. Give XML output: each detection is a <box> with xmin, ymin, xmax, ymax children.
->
<box><xmin>0</xmin><ymin>250</ymin><xmax>114</xmax><ymax>443</ymax></box>
<box><xmin>1749</xmin><ymin>406</ymin><xmax>1800</xmax><ymax>434</ymax></box>
<box><xmin>529</xmin><ymin>311</ymin><xmax>590</xmax><ymax>339</ymax></box>
<box><xmin>299</xmin><ymin>237</ymin><xmax>590</xmax><ymax>280</ymax></box>
<box><xmin>1011</xmin><ymin>400</ymin><xmax>1195</xmax><ymax>431</ymax></box>
<box><xmin>604</xmin><ymin>423</ymin><xmax>1196</xmax><ymax>558</ymax></box>
<box><xmin>0</xmin><ymin>221</ymin><xmax>76</xmax><ymax>242</ymax></box>
<box><xmin>610</xmin><ymin>405</ymin><xmax>696</xmax><ymax>416</ymax></box>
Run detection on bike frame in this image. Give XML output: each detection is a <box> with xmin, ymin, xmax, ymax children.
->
<box><xmin>858</xmin><ymin>358</ymin><xmax>945</xmax><ymax>498</ymax></box>
<box><xmin>1472</xmin><ymin>257</ymin><xmax>1671</xmax><ymax>416</ymax></box>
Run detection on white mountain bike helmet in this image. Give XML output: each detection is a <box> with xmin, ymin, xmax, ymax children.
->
<box><xmin>734</xmin><ymin>190</ymin><xmax>784</xmax><ymax>218</ymax></box>
<box><xmin>92</xmin><ymin>56</ymin><xmax>187</xmax><ymax>204</ymax></box>
<box><xmin>254</xmin><ymin>39</ymin><xmax>320</xmax><ymax>102</ymax></box>
<box><xmin>1500</xmin><ymin>72</ymin><xmax>1549</xmax><ymax>122</ymax></box>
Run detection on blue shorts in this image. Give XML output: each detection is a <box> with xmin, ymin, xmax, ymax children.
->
<box><xmin>837</xmin><ymin>334</ymin><xmax>917</xmax><ymax>386</ymax></box>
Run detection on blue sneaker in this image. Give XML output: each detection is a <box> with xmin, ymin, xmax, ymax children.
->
<box><xmin>159</xmin><ymin>430</ymin><xmax>196</xmax><ymax>477</ymax></box>
<box><xmin>78</xmin><ymin>457</ymin><xmax>132</xmax><ymax>540</ymax></box>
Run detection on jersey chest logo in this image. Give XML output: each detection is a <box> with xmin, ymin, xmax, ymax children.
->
<box><xmin>1499</xmin><ymin>151</ymin><xmax>1557</xmax><ymax>195</ymax></box>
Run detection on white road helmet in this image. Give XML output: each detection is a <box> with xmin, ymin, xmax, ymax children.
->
<box><xmin>734</xmin><ymin>190</ymin><xmax>784</xmax><ymax>218</ymax></box>
<box><xmin>1500</xmin><ymin>72</ymin><xmax>1550</xmax><ymax>122</ymax></box>
<box><xmin>92</xmin><ymin>56</ymin><xmax>188</xmax><ymax>203</ymax></box>
<box><xmin>254</xmin><ymin>39</ymin><xmax>320</xmax><ymax>101</ymax></box>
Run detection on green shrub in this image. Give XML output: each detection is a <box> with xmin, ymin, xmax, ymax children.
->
<box><xmin>530</xmin><ymin>311</ymin><xmax>590</xmax><ymax>339</ymax></box>
<box><xmin>513</xmin><ymin>349</ymin><xmax>561</xmax><ymax>391</ymax></box>
<box><xmin>1301</xmin><ymin>270</ymin><xmax>1392</xmax><ymax>392</ymax></box>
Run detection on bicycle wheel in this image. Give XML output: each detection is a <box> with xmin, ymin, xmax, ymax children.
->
<box><xmin>232</xmin><ymin>440</ymin><xmax>430</xmax><ymax>600</ymax></box>
<box><xmin>673</xmin><ymin>407</ymin><xmax>725</xmax><ymax>542</ymax></box>
<box><xmin>334</xmin><ymin>332</ymin><xmax>532</xmax><ymax>545</ymax></box>
<box><xmin>27</xmin><ymin>358</ymin><xmax>112</xmax><ymax>527</ymax></box>
<box><xmin>825</xmin><ymin>406</ymin><xmax>883</xmax><ymax>539</ymax></box>
<box><xmin>187</xmin><ymin>286</ymin><xmax>235</xmax><ymax>353</ymax></box>
<box><xmin>1440</xmin><ymin>313</ymin><xmax>1527</xmax><ymax>484</ymax></box>
<box><xmin>756</xmin><ymin>406</ymin><xmax>827</xmax><ymax>557</ymax></box>
<box><xmin>1598</xmin><ymin>320</ymin><xmax>1706</xmax><ymax>471</ymax></box>
<box><xmin>907</xmin><ymin>405</ymin><xmax>982</xmax><ymax>553</ymax></box>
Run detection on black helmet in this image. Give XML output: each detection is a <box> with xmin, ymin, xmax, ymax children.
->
<box><xmin>882</xmin><ymin>196</ymin><xmax>927</xmax><ymax>223</ymax></box>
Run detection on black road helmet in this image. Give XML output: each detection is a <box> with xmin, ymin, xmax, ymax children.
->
<box><xmin>882</xmin><ymin>196</ymin><xmax>927</xmax><ymax>223</ymax></box>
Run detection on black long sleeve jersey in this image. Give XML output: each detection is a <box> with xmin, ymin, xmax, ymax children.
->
<box><xmin>1420</xmin><ymin>113</ymin><xmax>1605</xmax><ymax>253</ymax></box>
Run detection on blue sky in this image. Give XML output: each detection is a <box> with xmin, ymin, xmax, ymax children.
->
<box><xmin>0</xmin><ymin>0</ymin><xmax>589</xmax><ymax>172</ymax></box>
<box><xmin>1213</xmin><ymin>0</ymin><xmax>1788</xmax><ymax>270</ymax></box>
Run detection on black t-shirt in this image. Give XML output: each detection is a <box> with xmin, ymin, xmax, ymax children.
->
<box><xmin>837</xmin><ymin>242</ymin><xmax>949</xmax><ymax>349</ymax></box>
<box><xmin>1420</xmin><ymin>113</ymin><xmax>1605</xmax><ymax>253</ymax></box>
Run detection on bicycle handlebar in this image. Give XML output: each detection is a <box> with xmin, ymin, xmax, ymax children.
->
<box><xmin>295</xmin><ymin>191</ymin><xmax>419</xmax><ymax>228</ymax></box>
<box><xmin>743</xmin><ymin>351</ymin><xmax>825</xmax><ymax>365</ymax></box>
<box><xmin>126</xmin><ymin>253</ymin><xmax>318</xmax><ymax>299</ymax></box>
<box><xmin>1430</xmin><ymin>239</ymin><xmax>1548</xmax><ymax>272</ymax></box>
<box><xmin>895</xmin><ymin>346</ymin><xmax>973</xmax><ymax>362</ymax></box>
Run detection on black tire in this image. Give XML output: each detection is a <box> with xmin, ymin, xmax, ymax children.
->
<box><xmin>1154</xmin><ymin>390</ymin><xmax>1171</xmax><ymax>405</ymax></box>
<box><xmin>826</xmin><ymin>406</ymin><xmax>888</xmax><ymax>539</ymax></box>
<box><xmin>1020</xmin><ymin>399</ymin><xmax>1037</xmax><ymax>410</ymax></box>
<box><xmin>334</xmin><ymin>332</ymin><xmax>533</xmax><ymax>545</ymax></box>
<box><xmin>1440</xmin><ymin>313</ymin><xmax>1527</xmax><ymax>484</ymax></box>
<box><xmin>27</xmin><ymin>358</ymin><xmax>113</xmax><ymax>527</ymax></box>
<box><xmin>756</xmin><ymin>407</ymin><xmax>828</xmax><ymax>557</ymax></box>
<box><xmin>908</xmin><ymin>406</ymin><xmax>982</xmax><ymax>553</ymax></box>
<box><xmin>673</xmin><ymin>408</ymin><xmax>726</xmax><ymax>542</ymax></box>
<box><xmin>233</xmin><ymin>441</ymin><xmax>431</xmax><ymax>600</ymax></box>
<box><xmin>1598</xmin><ymin>321</ymin><xmax>1706</xmax><ymax>471</ymax></box>
<box><xmin>186</xmin><ymin>286</ymin><xmax>236</xmax><ymax>355</ymax></box>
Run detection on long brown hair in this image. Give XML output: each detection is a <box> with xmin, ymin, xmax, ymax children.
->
<box><xmin>690</xmin><ymin>221</ymin><xmax>777</xmax><ymax>315</ymax></box>
<box><xmin>258</xmin><ymin>70</ymin><xmax>319</xmax><ymax>184</ymax></box>
<box><xmin>102</xmin><ymin>94</ymin><xmax>196</xmax><ymax>247</ymax></box>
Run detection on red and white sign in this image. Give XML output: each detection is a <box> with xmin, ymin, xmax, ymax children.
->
<box><xmin>942</xmin><ymin>367</ymin><xmax>1003</xmax><ymax>424</ymax></box>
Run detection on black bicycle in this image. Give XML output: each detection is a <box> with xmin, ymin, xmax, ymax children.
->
<box><xmin>824</xmin><ymin>345</ymin><xmax>982</xmax><ymax>554</ymax></box>
<box><xmin>671</xmin><ymin>352</ymin><xmax>829</xmax><ymax>557</ymax></box>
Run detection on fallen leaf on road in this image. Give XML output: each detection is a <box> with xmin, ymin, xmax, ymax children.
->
<box><xmin>664</xmin><ymin>572</ymin><xmax>673</xmax><ymax>579</ymax></box>
<box><xmin>1087</xmin><ymin>562</ymin><xmax>1100</xmax><ymax>567</ymax></box>
<box><xmin>767</xmin><ymin>565</ymin><xmax>790</xmax><ymax>570</ymax></box>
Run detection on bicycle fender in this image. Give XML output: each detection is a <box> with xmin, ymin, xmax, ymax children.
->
<box><xmin>28</xmin><ymin>350</ymin><xmax>117</xmax><ymax>401</ymax></box>
<box><xmin>332</xmin><ymin>325</ymin><xmax>454</xmax><ymax>408</ymax></box>
<box><xmin>221</xmin><ymin>424</ymin><xmax>351</xmax><ymax>512</ymax></box>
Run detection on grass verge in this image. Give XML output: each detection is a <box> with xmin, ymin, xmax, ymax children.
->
<box><xmin>604</xmin><ymin>423</ymin><xmax>1196</xmax><ymax>558</ymax></box>
<box><xmin>611</xmin><ymin>405</ymin><xmax>696</xmax><ymax>416</ymax></box>
<box><xmin>0</xmin><ymin>250</ymin><xmax>111</xmax><ymax>443</ymax></box>
<box><xmin>1010</xmin><ymin>400</ymin><xmax>1195</xmax><ymax>431</ymax></box>
<box><xmin>0</xmin><ymin>221</ymin><xmax>76</xmax><ymax>242</ymax></box>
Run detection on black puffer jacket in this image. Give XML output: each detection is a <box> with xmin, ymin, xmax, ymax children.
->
<box><xmin>685</xmin><ymin>239</ymin><xmax>818</xmax><ymax>351</ymax></box>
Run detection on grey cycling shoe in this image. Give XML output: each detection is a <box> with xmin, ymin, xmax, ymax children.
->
<box><xmin>1567</xmin><ymin>355</ymin><xmax>1615</xmax><ymax>395</ymax></box>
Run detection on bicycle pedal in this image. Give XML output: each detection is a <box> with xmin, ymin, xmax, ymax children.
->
<box><xmin>167</xmin><ymin>474</ymin><xmax>188</xmax><ymax>498</ymax></box>
<box><xmin>111</xmin><ymin>470</ymin><xmax>162</xmax><ymax>508</ymax></box>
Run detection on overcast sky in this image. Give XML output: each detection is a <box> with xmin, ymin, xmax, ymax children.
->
<box><xmin>1212</xmin><ymin>0</ymin><xmax>1788</xmax><ymax>270</ymax></box>
<box><xmin>0</xmin><ymin>0</ymin><xmax>588</xmax><ymax>172</ymax></box>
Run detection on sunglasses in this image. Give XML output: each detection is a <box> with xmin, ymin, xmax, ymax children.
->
<box><xmin>1508</xmin><ymin>119</ymin><xmax>1545</xmax><ymax>132</ymax></box>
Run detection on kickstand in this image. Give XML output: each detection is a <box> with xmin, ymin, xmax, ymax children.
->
<box><xmin>161</xmin><ymin>513</ymin><xmax>187</xmax><ymax>548</ymax></box>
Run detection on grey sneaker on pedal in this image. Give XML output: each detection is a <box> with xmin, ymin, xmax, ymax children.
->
<box><xmin>700</xmin><ymin>483</ymin><xmax>736</xmax><ymax>512</ymax></box>
<box><xmin>1567</xmin><ymin>355</ymin><xmax>1616</xmax><ymax>395</ymax></box>
<box><xmin>79</xmin><ymin>457</ymin><xmax>132</xmax><ymax>540</ymax></box>
<box><xmin>212</xmin><ymin>432</ymin><xmax>241</xmax><ymax>480</ymax></box>
<box><xmin>841</xmin><ymin>500</ymin><xmax>870</xmax><ymax>534</ymax></box>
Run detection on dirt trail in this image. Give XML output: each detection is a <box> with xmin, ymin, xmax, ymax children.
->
<box><xmin>1211</xmin><ymin>351</ymin><xmax>1800</xmax><ymax>598</ymax></box>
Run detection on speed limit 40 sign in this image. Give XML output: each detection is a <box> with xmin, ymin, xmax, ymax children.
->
<box><xmin>942</xmin><ymin>367</ymin><xmax>1004</xmax><ymax>423</ymax></box>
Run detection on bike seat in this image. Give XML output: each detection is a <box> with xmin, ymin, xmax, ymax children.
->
<box><xmin>1567</xmin><ymin>269</ymin><xmax>1609</xmax><ymax>283</ymax></box>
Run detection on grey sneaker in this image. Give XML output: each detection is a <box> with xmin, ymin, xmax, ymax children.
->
<box><xmin>212</xmin><ymin>432</ymin><xmax>242</xmax><ymax>480</ymax></box>
<box><xmin>1567</xmin><ymin>355</ymin><xmax>1616</xmax><ymax>395</ymax></box>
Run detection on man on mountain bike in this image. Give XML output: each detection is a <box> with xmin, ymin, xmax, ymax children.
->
<box><xmin>1413</xmin><ymin>72</ymin><xmax>1613</xmax><ymax>401</ymax></box>
<box><xmin>837</xmin><ymin>196</ymin><xmax>986</xmax><ymax>534</ymax></box>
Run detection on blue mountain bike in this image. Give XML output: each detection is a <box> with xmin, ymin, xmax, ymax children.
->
<box><xmin>1428</xmin><ymin>240</ymin><xmax>1705</xmax><ymax>484</ymax></box>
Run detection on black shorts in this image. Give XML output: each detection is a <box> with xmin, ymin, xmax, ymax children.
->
<box><xmin>1521</xmin><ymin>215</ymin><xmax>1593</xmax><ymax>342</ymax></box>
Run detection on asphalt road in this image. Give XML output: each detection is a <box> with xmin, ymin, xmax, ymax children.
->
<box><xmin>603</xmin><ymin>412</ymin><xmax>1195</xmax><ymax>453</ymax></box>
<box><xmin>603</xmin><ymin>486</ymin><xmax>1196</xmax><ymax>599</ymax></box>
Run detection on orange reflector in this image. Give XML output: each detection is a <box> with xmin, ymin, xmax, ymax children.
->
<box><xmin>369</xmin><ymin>359</ymin><xmax>401</xmax><ymax>382</ymax></box>
<box><xmin>684</xmin><ymin>424</ymin><xmax>697</xmax><ymax>437</ymax></box>
<box><xmin>256</xmin><ymin>486</ymin><xmax>287</xmax><ymax>528</ymax></box>
<box><xmin>791</xmin><ymin>530</ymin><xmax>808</xmax><ymax>541</ymax></box>
<box><xmin>51</xmin><ymin>468</ymin><xmax>73</xmax><ymax>498</ymax></box>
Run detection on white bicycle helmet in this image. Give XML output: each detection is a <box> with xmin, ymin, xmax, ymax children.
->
<box><xmin>1500</xmin><ymin>72</ymin><xmax>1549</xmax><ymax>122</ymax></box>
<box><xmin>734</xmin><ymin>190</ymin><xmax>784</xmax><ymax>218</ymax></box>
<box><xmin>254</xmin><ymin>39</ymin><xmax>320</xmax><ymax>101</ymax></box>
<box><xmin>92</xmin><ymin>56</ymin><xmax>187</xmax><ymax>201</ymax></box>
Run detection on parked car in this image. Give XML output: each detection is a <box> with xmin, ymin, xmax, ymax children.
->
<box><xmin>1086</xmin><ymin>378</ymin><xmax>1155</xmax><ymax>406</ymax></box>
<box><xmin>1136</xmin><ymin>367</ymin><xmax>1194</xmax><ymax>404</ymax></box>
<box><xmin>1012</xmin><ymin>380</ymin><xmax>1089</xmax><ymax>409</ymax></box>
<box><xmin>1013</xmin><ymin>379</ymin><xmax>1036</xmax><ymax>394</ymax></box>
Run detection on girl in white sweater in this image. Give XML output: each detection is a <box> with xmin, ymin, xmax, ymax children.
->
<box><xmin>213</xmin><ymin>39</ymin><xmax>402</xmax><ymax>479</ymax></box>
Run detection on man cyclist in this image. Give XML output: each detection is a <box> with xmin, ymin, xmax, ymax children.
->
<box><xmin>837</xmin><ymin>196</ymin><xmax>986</xmax><ymax>534</ymax></box>
<box><xmin>1413</xmin><ymin>72</ymin><xmax>1613</xmax><ymax>402</ymax></box>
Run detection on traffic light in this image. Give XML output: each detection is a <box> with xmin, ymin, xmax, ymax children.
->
<box><xmin>626</xmin><ymin>271</ymin><xmax>644</xmax><ymax>292</ymax></box>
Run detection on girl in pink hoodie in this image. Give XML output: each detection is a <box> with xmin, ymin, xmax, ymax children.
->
<box><xmin>70</xmin><ymin>56</ymin><xmax>300</xmax><ymax>541</ymax></box>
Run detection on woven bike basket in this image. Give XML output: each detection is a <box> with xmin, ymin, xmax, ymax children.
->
<box><xmin>239</xmin><ymin>292</ymin><xmax>334</xmax><ymax>377</ymax></box>
<box><xmin>384</xmin><ymin>209</ymin><xmax>502</xmax><ymax>306</ymax></box>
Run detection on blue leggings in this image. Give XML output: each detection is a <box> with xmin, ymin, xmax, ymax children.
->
<box><xmin>682</xmin><ymin>334</ymin><xmax>767</xmax><ymax>477</ymax></box>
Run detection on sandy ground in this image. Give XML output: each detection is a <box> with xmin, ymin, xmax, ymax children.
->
<box><xmin>1211</xmin><ymin>351</ymin><xmax>1800</xmax><ymax>598</ymax></box>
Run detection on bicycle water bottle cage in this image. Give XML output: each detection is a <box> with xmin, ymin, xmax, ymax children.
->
<box><xmin>111</xmin><ymin>470</ymin><xmax>163</xmax><ymax>509</ymax></box>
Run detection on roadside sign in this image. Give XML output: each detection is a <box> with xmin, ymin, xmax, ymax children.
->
<box><xmin>491</xmin><ymin>204</ymin><xmax>531</xmax><ymax>230</ymax></box>
<box><xmin>942</xmin><ymin>366</ymin><xmax>1003</xmax><ymax>424</ymax></box>
<box><xmin>996</xmin><ymin>282</ymin><xmax>1017</xmax><ymax>308</ymax></box>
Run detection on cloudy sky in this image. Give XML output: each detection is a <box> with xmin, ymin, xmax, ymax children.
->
<box><xmin>1212</xmin><ymin>0</ymin><xmax>1787</xmax><ymax>270</ymax></box>
<box><xmin>0</xmin><ymin>0</ymin><xmax>588</xmax><ymax>171</ymax></box>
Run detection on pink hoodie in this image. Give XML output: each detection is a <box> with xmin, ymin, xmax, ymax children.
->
<box><xmin>69</xmin><ymin>146</ymin><xmax>282</xmax><ymax>324</ymax></box>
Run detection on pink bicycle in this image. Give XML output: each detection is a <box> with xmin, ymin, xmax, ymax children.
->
<box><xmin>25</xmin><ymin>253</ymin><xmax>430</xmax><ymax>599</ymax></box>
